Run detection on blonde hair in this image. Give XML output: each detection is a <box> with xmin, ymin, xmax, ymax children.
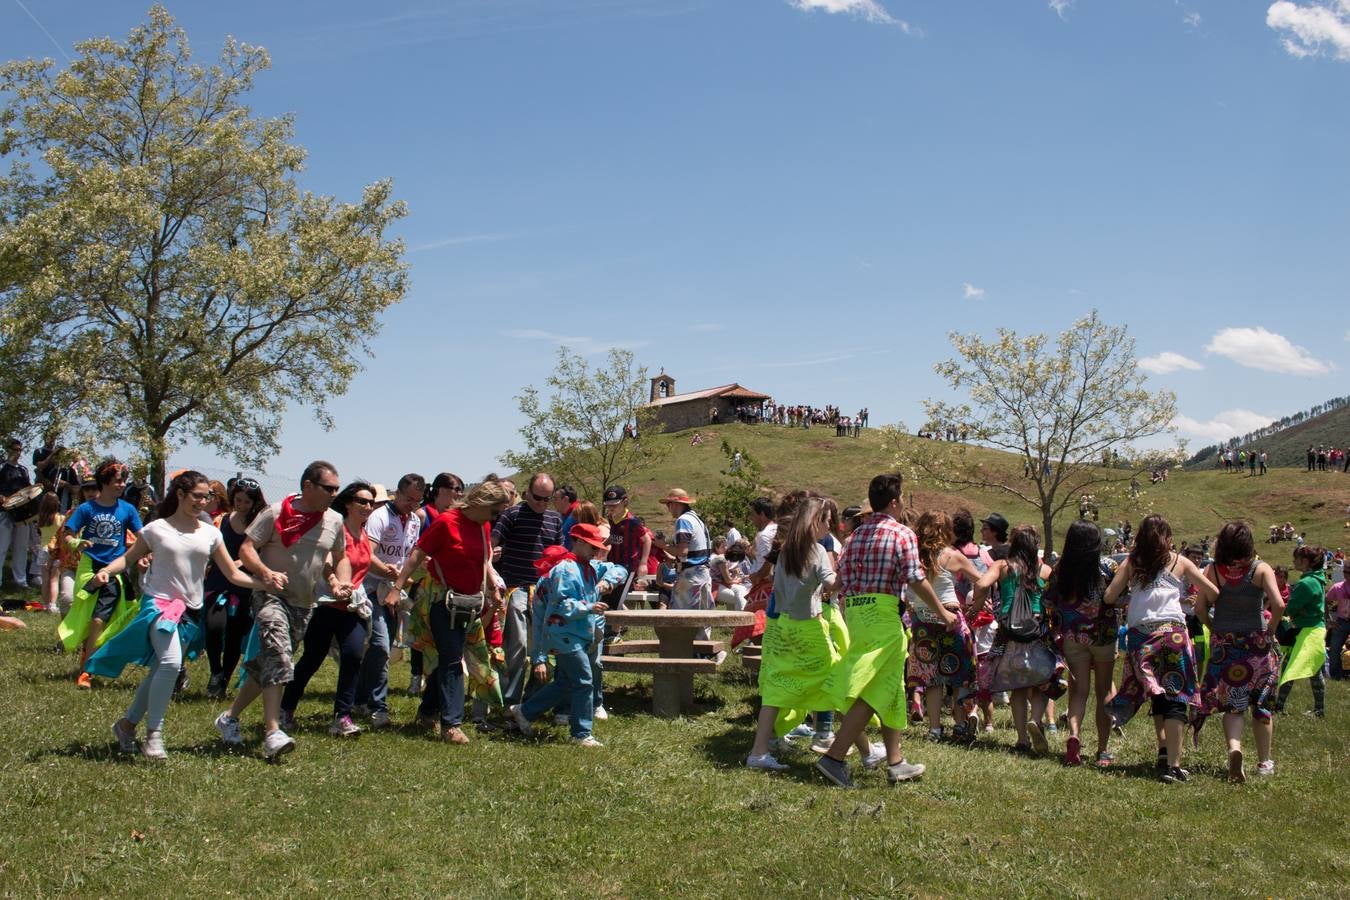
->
<box><xmin>459</xmin><ymin>480</ymin><xmax>511</xmax><ymax>513</ymax></box>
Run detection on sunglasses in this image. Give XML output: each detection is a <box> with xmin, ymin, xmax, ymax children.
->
<box><xmin>352</xmin><ymin>497</ymin><xmax>375</xmax><ymax>507</ymax></box>
<box><xmin>529</xmin><ymin>492</ymin><xmax>550</xmax><ymax>502</ymax></box>
<box><xmin>311</xmin><ymin>481</ymin><xmax>340</xmax><ymax>495</ymax></box>
<box><xmin>236</xmin><ymin>477</ymin><xmax>261</xmax><ymax>492</ymax></box>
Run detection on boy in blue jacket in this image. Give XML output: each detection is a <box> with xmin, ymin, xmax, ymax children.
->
<box><xmin>511</xmin><ymin>523</ymin><xmax>626</xmax><ymax>746</ymax></box>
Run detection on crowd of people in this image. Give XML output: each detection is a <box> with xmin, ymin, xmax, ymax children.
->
<box><xmin>1</xmin><ymin>448</ymin><xmax>1345</xmax><ymax>789</ymax></box>
<box><xmin>1307</xmin><ymin>445</ymin><xmax>1348</xmax><ymax>472</ymax></box>
<box><xmin>1217</xmin><ymin>447</ymin><xmax>1269</xmax><ymax>475</ymax></box>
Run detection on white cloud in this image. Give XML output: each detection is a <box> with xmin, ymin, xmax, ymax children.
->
<box><xmin>1138</xmin><ymin>351</ymin><xmax>1204</xmax><ymax>374</ymax></box>
<box><xmin>1204</xmin><ymin>326</ymin><xmax>1330</xmax><ymax>376</ymax></box>
<box><xmin>962</xmin><ymin>282</ymin><xmax>985</xmax><ymax>300</ymax></box>
<box><xmin>690</xmin><ymin>322</ymin><xmax>724</xmax><ymax>333</ymax></box>
<box><xmin>787</xmin><ymin>0</ymin><xmax>912</xmax><ymax>30</ymax></box>
<box><xmin>504</xmin><ymin>328</ymin><xmax>649</xmax><ymax>356</ymax></box>
<box><xmin>1183</xmin><ymin>11</ymin><xmax>1202</xmax><ymax>28</ymax></box>
<box><xmin>1049</xmin><ymin>0</ymin><xmax>1073</xmax><ymax>20</ymax></box>
<box><xmin>1267</xmin><ymin>1</ymin><xmax>1350</xmax><ymax>60</ymax></box>
<box><xmin>1172</xmin><ymin>409</ymin><xmax>1277</xmax><ymax>442</ymax></box>
<box><xmin>409</xmin><ymin>232</ymin><xmax>518</xmax><ymax>252</ymax></box>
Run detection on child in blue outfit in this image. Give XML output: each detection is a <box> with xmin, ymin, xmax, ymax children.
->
<box><xmin>511</xmin><ymin>523</ymin><xmax>626</xmax><ymax>746</ymax></box>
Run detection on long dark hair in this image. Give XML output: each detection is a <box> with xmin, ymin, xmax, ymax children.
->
<box><xmin>1049</xmin><ymin>520</ymin><xmax>1103</xmax><ymax>604</ymax></box>
<box><xmin>1128</xmin><ymin>515</ymin><xmax>1173</xmax><ymax>587</ymax></box>
<box><xmin>230</xmin><ymin>479</ymin><xmax>267</xmax><ymax>526</ymax></box>
<box><xmin>1007</xmin><ymin>524</ymin><xmax>1041</xmax><ymax>589</ymax></box>
<box><xmin>156</xmin><ymin>470</ymin><xmax>207</xmax><ymax>520</ymax></box>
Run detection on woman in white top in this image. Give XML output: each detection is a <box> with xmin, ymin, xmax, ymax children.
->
<box><xmin>1103</xmin><ymin>515</ymin><xmax>1216</xmax><ymax>783</ymax></box>
<box><xmin>86</xmin><ymin>471</ymin><xmax>265</xmax><ymax>760</ymax></box>
<box><xmin>910</xmin><ymin>511</ymin><xmax>983</xmax><ymax>741</ymax></box>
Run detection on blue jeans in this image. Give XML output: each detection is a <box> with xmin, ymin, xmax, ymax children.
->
<box><xmin>1329</xmin><ymin>617</ymin><xmax>1350</xmax><ymax>680</ymax></box>
<box><xmin>554</xmin><ymin>633</ymin><xmax>605</xmax><ymax>714</ymax></box>
<box><xmin>419</xmin><ymin>599</ymin><xmax>467</xmax><ymax>727</ymax></box>
<box><xmin>522</xmin><ymin>648</ymin><xmax>593</xmax><ymax>739</ymax></box>
<box><xmin>355</xmin><ymin>598</ymin><xmax>395</xmax><ymax>713</ymax></box>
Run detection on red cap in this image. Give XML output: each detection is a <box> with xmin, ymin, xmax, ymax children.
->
<box><xmin>569</xmin><ymin>523</ymin><xmax>607</xmax><ymax>550</ymax></box>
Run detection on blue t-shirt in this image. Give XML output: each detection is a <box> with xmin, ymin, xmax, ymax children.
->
<box><xmin>65</xmin><ymin>499</ymin><xmax>144</xmax><ymax>567</ymax></box>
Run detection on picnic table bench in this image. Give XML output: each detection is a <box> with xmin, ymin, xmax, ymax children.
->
<box><xmin>601</xmin><ymin>608</ymin><xmax>755</xmax><ymax>717</ymax></box>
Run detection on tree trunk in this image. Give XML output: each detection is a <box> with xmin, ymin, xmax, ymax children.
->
<box><xmin>151</xmin><ymin>452</ymin><xmax>166</xmax><ymax>503</ymax></box>
<box><xmin>1042</xmin><ymin>507</ymin><xmax>1057</xmax><ymax>558</ymax></box>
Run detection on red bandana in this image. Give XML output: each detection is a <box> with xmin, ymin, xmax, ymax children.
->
<box><xmin>275</xmin><ymin>494</ymin><xmax>324</xmax><ymax>548</ymax></box>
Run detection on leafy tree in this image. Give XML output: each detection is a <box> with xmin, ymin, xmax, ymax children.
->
<box><xmin>0</xmin><ymin>7</ymin><xmax>407</xmax><ymax>493</ymax></box>
<box><xmin>903</xmin><ymin>311</ymin><xmax>1180</xmax><ymax>549</ymax></box>
<box><xmin>696</xmin><ymin>440</ymin><xmax>766</xmax><ymax>539</ymax></box>
<box><xmin>500</xmin><ymin>346</ymin><xmax>667</xmax><ymax>500</ymax></box>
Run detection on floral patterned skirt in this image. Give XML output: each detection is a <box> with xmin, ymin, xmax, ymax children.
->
<box><xmin>907</xmin><ymin>611</ymin><xmax>976</xmax><ymax>690</ymax></box>
<box><xmin>1107</xmin><ymin>621</ymin><xmax>1197</xmax><ymax>728</ymax></box>
<box><xmin>1195</xmin><ymin>630</ymin><xmax>1279</xmax><ymax>721</ymax></box>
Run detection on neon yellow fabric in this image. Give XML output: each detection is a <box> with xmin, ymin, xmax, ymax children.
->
<box><xmin>1279</xmin><ymin>625</ymin><xmax>1327</xmax><ymax>686</ymax></box>
<box><xmin>761</xmin><ymin>613</ymin><xmax>843</xmax><ymax>737</ymax></box>
<box><xmin>57</xmin><ymin>555</ymin><xmax>136</xmax><ymax>653</ymax></box>
<box><xmin>825</xmin><ymin>593</ymin><xmax>909</xmax><ymax>730</ymax></box>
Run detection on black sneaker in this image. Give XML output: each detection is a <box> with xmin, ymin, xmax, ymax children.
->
<box><xmin>1155</xmin><ymin>748</ymin><xmax>1168</xmax><ymax>774</ymax></box>
<box><xmin>206</xmin><ymin>673</ymin><xmax>226</xmax><ymax>699</ymax></box>
<box><xmin>1160</xmin><ymin>766</ymin><xmax>1189</xmax><ymax>784</ymax></box>
<box><xmin>815</xmin><ymin>755</ymin><xmax>855</xmax><ymax>788</ymax></box>
<box><xmin>173</xmin><ymin>667</ymin><xmax>190</xmax><ymax>697</ymax></box>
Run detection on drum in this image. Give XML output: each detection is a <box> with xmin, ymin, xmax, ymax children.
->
<box><xmin>2</xmin><ymin>484</ymin><xmax>44</xmax><ymax>522</ymax></box>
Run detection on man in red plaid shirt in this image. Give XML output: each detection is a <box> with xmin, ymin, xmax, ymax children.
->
<box><xmin>818</xmin><ymin>473</ymin><xmax>954</xmax><ymax>788</ymax></box>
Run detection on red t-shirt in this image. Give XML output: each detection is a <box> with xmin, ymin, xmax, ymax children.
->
<box><xmin>417</xmin><ymin>508</ymin><xmax>489</xmax><ymax>595</ymax></box>
<box><xmin>346</xmin><ymin>526</ymin><xmax>371</xmax><ymax>588</ymax></box>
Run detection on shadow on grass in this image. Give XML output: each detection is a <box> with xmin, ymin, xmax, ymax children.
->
<box><xmin>31</xmin><ymin>737</ymin><xmax>249</xmax><ymax>763</ymax></box>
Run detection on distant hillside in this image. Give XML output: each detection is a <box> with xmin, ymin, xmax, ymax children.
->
<box><xmin>614</xmin><ymin>424</ymin><xmax>1350</xmax><ymax>551</ymax></box>
<box><xmin>1187</xmin><ymin>402</ymin><xmax>1350</xmax><ymax>470</ymax></box>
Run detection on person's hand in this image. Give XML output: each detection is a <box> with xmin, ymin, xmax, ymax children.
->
<box><xmin>264</xmin><ymin>569</ymin><xmax>288</xmax><ymax>592</ymax></box>
<box><xmin>491</xmin><ymin>545</ymin><xmax>503</xmax><ymax>562</ymax></box>
<box><xmin>532</xmin><ymin>663</ymin><xmax>549</xmax><ymax>684</ymax></box>
<box><xmin>635</xmin><ymin>578</ymin><xmax>648</xmax><ymax>591</ymax></box>
<box><xmin>92</xmin><ymin>570</ymin><xmax>111</xmax><ymax>587</ymax></box>
<box><xmin>597</xmin><ymin>581</ymin><xmax>612</xmax><ymax>596</ymax></box>
<box><xmin>332</xmin><ymin>580</ymin><xmax>353</xmax><ymax>600</ymax></box>
<box><xmin>492</xmin><ymin>590</ymin><xmax>506</xmax><ymax>615</ymax></box>
<box><xmin>137</xmin><ymin>556</ymin><xmax>151</xmax><ymax>572</ymax></box>
<box><xmin>940</xmin><ymin>607</ymin><xmax>958</xmax><ymax>631</ymax></box>
<box><xmin>384</xmin><ymin>586</ymin><xmax>404</xmax><ymax>609</ymax></box>
<box><xmin>592</xmin><ymin>601</ymin><xmax>609</xmax><ymax>614</ymax></box>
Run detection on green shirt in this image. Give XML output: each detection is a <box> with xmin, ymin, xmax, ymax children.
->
<box><xmin>998</xmin><ymin>574</ymin><xmax>1047</xmax><ymax>619</ymax></box>
<box><xmin>1285</xmin><ymin>569</ymin><xmax>1327</xmax><ymax>629</ymax></box>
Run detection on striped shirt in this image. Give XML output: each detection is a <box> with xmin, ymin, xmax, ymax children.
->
<box><xmin>837</xmin><ymin>513</ymin><xmax>926</xmax><ymax>599</ymax></box>
<box><xmin>491</xmin><ymin>502</ymin><xmax>563</xmax><ymax>588</ymax></box>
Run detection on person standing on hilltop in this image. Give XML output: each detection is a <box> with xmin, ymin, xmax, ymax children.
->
<box><xmin>1307</xmin><ymin>446</ymin><xmax>1315</xmax><ymax>472</ymax></box>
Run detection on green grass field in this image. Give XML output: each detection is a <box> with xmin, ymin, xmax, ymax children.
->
<box><xmin>1</xmin><ymin>612</ymin><xmax>1347</xmax><ymax>898</ymax></box>
<box><xmin>4</xmin><ymin>425</ymin><xmax>1349</xmax><ymax>897</ymax></box>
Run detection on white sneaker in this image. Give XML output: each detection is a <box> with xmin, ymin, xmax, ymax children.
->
<box><xmin>572</xmin><ymin>736</ymin><xmax>604</xmax><ymax>748</ymax></box>
<box><xmin>111</xmin><ymin>718</ymin><xmax>137</xmax><ymax>753</ymax></box>
<box><xmin>142</xmin><ymin>730</ymin><xmax>167</xmax><ymax>761</ymax></box>
<box><xmin>713</xmin><ymin>650</ymin><xmax>728</xmax><ymax>665</ymax></box>
<box><xmin>368</xmin><ymin>710</ymin><xmax>391</xmax><ymax>729</ymax></box>
<box><xmin>593</xmin><ymin>706</ymin><xmax>609</xmax><ymax>721</ymax></box>
<box><xmin>887</xmin><ymin>759</ymin><xmax>926</xmax><ymax>783</ymax></box>
<box><xmin>263</xmin><ymin>729</ymin><xmax>296</xmax><ymax>759</ymax></box>
<box><xmin>1256</xmin><ymin>760</ymin><xmax>1276</xmax><ymax>777</ymax></box>
<box><xmin>863</xmin><ymin>742</ymin><xmax>888</xmax><ymax>769</ymax></box>
<box><xmin>509</xmin><ymin>704</ymin><xmax>533</xmax><ymax>737</ymax></box>
<box><xmin>746</xmin><ymin>752</ymin><xmax>789</xmax><ymax>771</ymax></box>
<box><xmin>783</xmin><ymin>724</ymin><xmax>815</xmax><ymax>741</ymax></box>
<box><xmin>214</xmin><ymin>712</ymin><xmax>243</xmax><ymax>746</ymax></box>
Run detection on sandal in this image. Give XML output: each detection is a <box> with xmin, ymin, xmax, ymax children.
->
<box><xmin>1095</xmin><ymin>750</ymin><xmax>1115</xmax><ymax>768</ymax></box>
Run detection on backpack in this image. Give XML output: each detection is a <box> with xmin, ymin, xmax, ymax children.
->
<box><xmin>1000</xmin><ymin>576</ymin><xmax>1043</xmax><ymax>641</ymax></box>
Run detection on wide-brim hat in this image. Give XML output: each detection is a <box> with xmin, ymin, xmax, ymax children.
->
<box><xmin>661</xmin><ymin>488</ymin><xmax>696</xmax><ymax>506</ymax></box>
<box><xmin>370</xmin><ymin>483</ymin><xmax>390</xmax><ymax>504</ymax></box>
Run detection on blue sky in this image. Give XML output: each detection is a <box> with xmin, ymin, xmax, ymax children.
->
<box><xmin>3</xmin><ymin>0</ymin><xmax>1349</xmax><ymax>488</ymax></box>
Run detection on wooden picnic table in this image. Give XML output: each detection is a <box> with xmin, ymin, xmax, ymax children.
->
<box><xmin>601</xmin><ymin>608</ymin><xmax>755</xmax><ymax>717</ymax></box>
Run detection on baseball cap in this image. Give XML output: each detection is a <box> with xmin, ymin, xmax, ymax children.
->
<box><xmin>602</xmin><ymin>486</ymin><xmax>627</xmax><ymax>504</ymax></box>
<box><xmin>981</xmin><ymin>513</ymin><xmax>1009</xmax><ymax>534</ymax></box>
<box><xmin>569</xmin><ymin>523</ymin><xmax>607</xmax><ymax>550</ymax></box>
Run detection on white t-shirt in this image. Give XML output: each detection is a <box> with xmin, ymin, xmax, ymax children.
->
<box><xmin>745</xmin><ymin>522</ymin><xmax>778</xmax><ymax>578</ymax></box>
<box><xmin>364</xmin><ymin>504</ymin><xmax>421</xmax><ymax>581</ymax></box>
<box><xmin>138</xmin><ymin>518</ymin><xmax>222</xmax><ymax>610</ymax></box>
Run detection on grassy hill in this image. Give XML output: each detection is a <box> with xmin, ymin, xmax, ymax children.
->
<box><xmin>1188</xmin><ymin>402</ymin><xmax>1350</xmax><ymax>471</ymax></box>
<box><xmin>618</xmin><ymin>424</ymin><xmax>1350</xmax><ymax>552</ymax></box>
